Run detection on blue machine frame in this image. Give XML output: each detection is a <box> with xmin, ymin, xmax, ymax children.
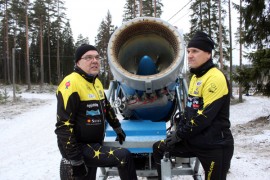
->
<box><xmin>100</xmin><ymin>76</ymin><xmax>202</xmax><ymax>180</ymax></box>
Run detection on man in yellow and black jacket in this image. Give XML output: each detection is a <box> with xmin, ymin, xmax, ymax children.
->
<box><xmin>153</xmin><ymin>31</ymin><xmax>234</xmax><ymax>180</ymax></box>
<box><xmin>55</xmin><ymin>44</ymin><xmax>137</xmax><ymax>180</ymax></box>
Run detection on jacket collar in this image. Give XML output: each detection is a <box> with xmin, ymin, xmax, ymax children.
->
<box><xmin>74</xmin><ymin>66</ymin><xmax>97</xmax><ymax>83</ymax></box>
<box><xmin>190</xmin><ymin>59</ymin><xmax>215</xmax><ymax>77</ymax></box>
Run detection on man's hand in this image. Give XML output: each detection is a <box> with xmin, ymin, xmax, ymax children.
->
<box><xmin>174</xmin><ymin>112</ymin><xmax>186</xmax><ymax>126</ymax></box>
<box><xmin>114</xmin><ymin>127</ymin><xmax>126</xmax><ymax>145</ymax></box>
<box><xmin>70</xmin><ymin>160</ymin><xmax>88</xmax><ymax>177</ymax></box>
<box><xmin>165</xmin><ymin>131</ymin><xmax>181</xmax><ymax>147</ymax></box>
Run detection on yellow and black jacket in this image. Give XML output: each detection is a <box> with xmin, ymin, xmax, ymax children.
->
<box><xmin>177</xmin><ymin>60</ymin><xmax>234</xmax><ymax>149</ymax></box>
<box><xmin>55</xmin><ymin>67</ymin><xmax>120</xmax><ymax>161</ymax></box>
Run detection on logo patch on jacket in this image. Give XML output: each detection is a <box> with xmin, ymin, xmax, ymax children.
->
<box><xmin>192</xmin><ymin>99</ymin><xmax>200</xmax><ymax>109</ymax></box>
<box><xmin>187</xmin><ymin>96</ymin><xmax>203</xmax><ymax>110</ymax></box>
<box><xmin>65</xmin><ymin>81</ymin><xmax>70</xmax><ymax>89</ymax></box>
<box><xmin>196</xmin><ymin>81</ymin><xmax>202</xmax><ymax>86</ymax></box>
<box><xmin>86</xmin><ymin>110</ymin><xmax>100</xmax><ymax>116</ymax></box>
<box><xmin>208</xmin><ymin>83</ymin><xmax>217</xmax><ymax>93</ymax></box>
<box><xmin>85</xmin><ymin>118</ymin><xmax>102</xmax><ymax>125</ymax></box>
<box><xmin>193</xmin><ymin>80</ymin><xmax>202</xmax><ymax>94</ymax></box>
<box><xmin>87</xmin><ymin>103</ymin><xmax>98</xmax><ymax>108</ymax></box>
<box><xmin>98</xmin><ymin>90</ymin><xmax>104</xmax><ymax>98</ymax></box>
<box><xmin>88</xmin><ymin>94</ymin><xmax>95</xmax><ymax>98</ymax></box>
<box><xmin>86</xmin><ymin>85</ymin><xmax>92</xmax><ymax>91</ymax></box>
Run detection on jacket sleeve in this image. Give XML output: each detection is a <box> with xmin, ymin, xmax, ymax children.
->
<box><xmin>177</xmin><ymin>73</ymin><xmax>229</xmax><ymax>139</ymax></box>
<box><xmin>55</xmin><ymin>83</ymin><xmax>83</xmax><ymax>161</ymax></box>
<box><xmin>104</xmin><ymin>95</ymin><xmax>121</xmax><ymax>129</ymax></box>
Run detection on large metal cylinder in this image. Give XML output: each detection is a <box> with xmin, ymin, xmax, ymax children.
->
<box><xmin>107</xmin><ymin>17</ymin><xmax>185</xmax><ymax>93</ymax></box>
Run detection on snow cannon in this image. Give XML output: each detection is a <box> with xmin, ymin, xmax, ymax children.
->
<box><xmin>107</xmin><ymin>17</ymin><xmax>185</xmax><ymax>122</ymax></box>
<box><xmin>101</xmin><ymin>17</ymin><xmax>202</xmax><ymax>179</ymax></box>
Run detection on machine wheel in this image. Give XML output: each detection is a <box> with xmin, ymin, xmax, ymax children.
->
<box><xmin>60</xmin><ymin>158</ymin><xmax>74</xmax><ymax>180</ymax></box>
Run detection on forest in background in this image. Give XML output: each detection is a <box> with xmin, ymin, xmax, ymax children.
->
<box><xmin>0</xmin><ymin>0</ymin><xmax>269</xmax><ymax>97</ymax></box>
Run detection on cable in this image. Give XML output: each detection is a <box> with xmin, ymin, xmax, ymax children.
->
<box><xmin>167</xmin><ymin>0</ymin><xmax>193</xmax><ymax>22</ymax></box>
<box><xmin>172</xmin><ymin>9</ymin><xmax>192</xmax><ymax>25</ymax></box>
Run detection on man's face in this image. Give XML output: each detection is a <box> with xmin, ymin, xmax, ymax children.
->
<box><xmin>76</xmin><ymin>50</ymin><xmax>100</xmax><ymax>76</ymax></box>
<box><xmin>187</xmin><ymin>47</ymin><xmax>211</xmax><ymax>69</ymax></box>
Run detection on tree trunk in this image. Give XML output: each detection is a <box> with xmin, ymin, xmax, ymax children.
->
<box><xmin>239</xmin><ymin>0</ymin><xmax>243</xmax><ymax>102</ymax></box>
<box><xmin>228</xmin><ymin>0</ymin><xmax>233</xmax><ymax>98</ymax></box>
<box><xmin>57</xmin><ymin>0</ymin><xmax>61</xmax><ymax>84</ymax></box>
<box><xmin>140</xmin><ymin>0</ymin><xmax>142</xmax><ymax>16</ymax></box>
<box><xmin>25</xmin><ymin>0</ymin><xmax>31</xmax><ymax>90</ymax></box>
<box><xmin>48</xmin><ymin>28</ymin><xmax>51</xmax><ymax>84</ymax></box>
<box><xmin>154</xmin><ymin>0</ymin><xmax>156</xmax><ymax>17</ymax></box>
<box><xmin>40</xmin><ymin>19</ymin><xmax>44</xmax><ymax>87</ymax></box>
<box><xmin>5</xmin><ymin>0</ymin><xmax>11</xmax><ymax>84</ymax></box>
<box><xmin>218</xmin><ymin>0</ymin><xmax>223</xmax><ymax>70</ymax></box>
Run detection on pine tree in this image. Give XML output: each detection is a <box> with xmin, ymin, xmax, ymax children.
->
<box><xmin>123</xmin><ymin>0</ymin><xmax>163</xmax><ymax>22</ymax></box>
<box><xmin>123</xmin><ymin>0</ymin><xmax>137</xmax><ymax>22</ymax></box>
<box><xmin>3</xmin><ymin>0</ymin><xmax>11</xmax><ymax>84</ymax></box>
<box><xmin>142</xmin><ymin>0</ymin><xmax>163</xmax><ymax>17</ymax></box>
<box><xmin>95</xmin><ymin>11</ymin><xmax>116</xmax><ymax>88</ymax></box>
<box><xmin>75</xmin><ymin>34</ymin><xmax>89</xmax><ymax>48</ymax></box>
<box><xmin>8</xmin><ymin>0</ymin><xmax>25</xmax><ymax>86</ymax></box>
<box><xmin>187</xmin><ymin>0</ymin><xmax>230</xmax><ymax>68</ymax></box>
<box><xmin>31</xmin><ymin>0</ymin><xmax>47</xmax><ymax>87</ymax></box>
<box><xmin>44</xmin><ymin>0</ymin><xmax>57</xmax><ymax>84</ymax></box>
<box><xmin>62</xmin><ymin>21</ymin><xmax>75</xmax><ymax>77</ymax></box>
<box><xmin>0</xmin><ymin>0</ymin><xmax>4</xmax><ymax>81</ymax></box>
<box><xmin>55</xmin><ymin>0</ymin><xmax>66</xmax><ymax>84</ymax></box>
<box><xmin>24</xmin><ymin>0</ymin><xmax>31</xmax><ymax>90</ymax></box>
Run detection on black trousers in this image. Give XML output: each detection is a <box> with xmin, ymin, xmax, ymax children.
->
<box><xmin>76</xmin><ymin>143</ymin><xmax>138</xmax><ymax>180</ymax></box>
<box><xmin>152</xmin><ymin>140</ymin><xmax>234</xmax><ymax>180</ymax></box>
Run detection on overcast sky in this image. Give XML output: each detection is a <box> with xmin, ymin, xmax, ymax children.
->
<box><xmin>64</xmin><ymin>0</ymin><xmax>192</xmax><ymax>43</ymax></box>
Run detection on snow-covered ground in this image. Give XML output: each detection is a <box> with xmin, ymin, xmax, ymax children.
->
<box><xmin>0</xmin><ymin>85</ymin><xmax>269</xmax><ymax>180</ymax></box>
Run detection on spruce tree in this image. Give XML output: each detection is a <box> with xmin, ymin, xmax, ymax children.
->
<box><xmin>233</xmin><ymin>0</ymin><xmax>270</xmax><ymax>96</ymax></box>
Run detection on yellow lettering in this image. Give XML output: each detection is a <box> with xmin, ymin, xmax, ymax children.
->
<box><xmin>207</xmin><ymin>161</ymin><xmax>215</xmax><ymax>180</ymax></box>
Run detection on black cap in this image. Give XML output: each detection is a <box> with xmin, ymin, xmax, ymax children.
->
<box><xmin>75</xmin><ymin>44</ymin><xmax>98</xmax><ymax>62</ymax></box>
<box><xmin>187</xmin><ymin>31</ymin><xmax>214</xmax><ymax>53</ymax></box>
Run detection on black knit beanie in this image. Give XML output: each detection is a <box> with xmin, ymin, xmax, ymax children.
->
<box><xmin>75</xmin><ymin>44</ymin><xmax>98</xmax><ymax>62</ymax></box>
<box><xmin>187</xmin><ymin>31</ymin><xmax>215</xmax><ymax>53</ymax></box>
